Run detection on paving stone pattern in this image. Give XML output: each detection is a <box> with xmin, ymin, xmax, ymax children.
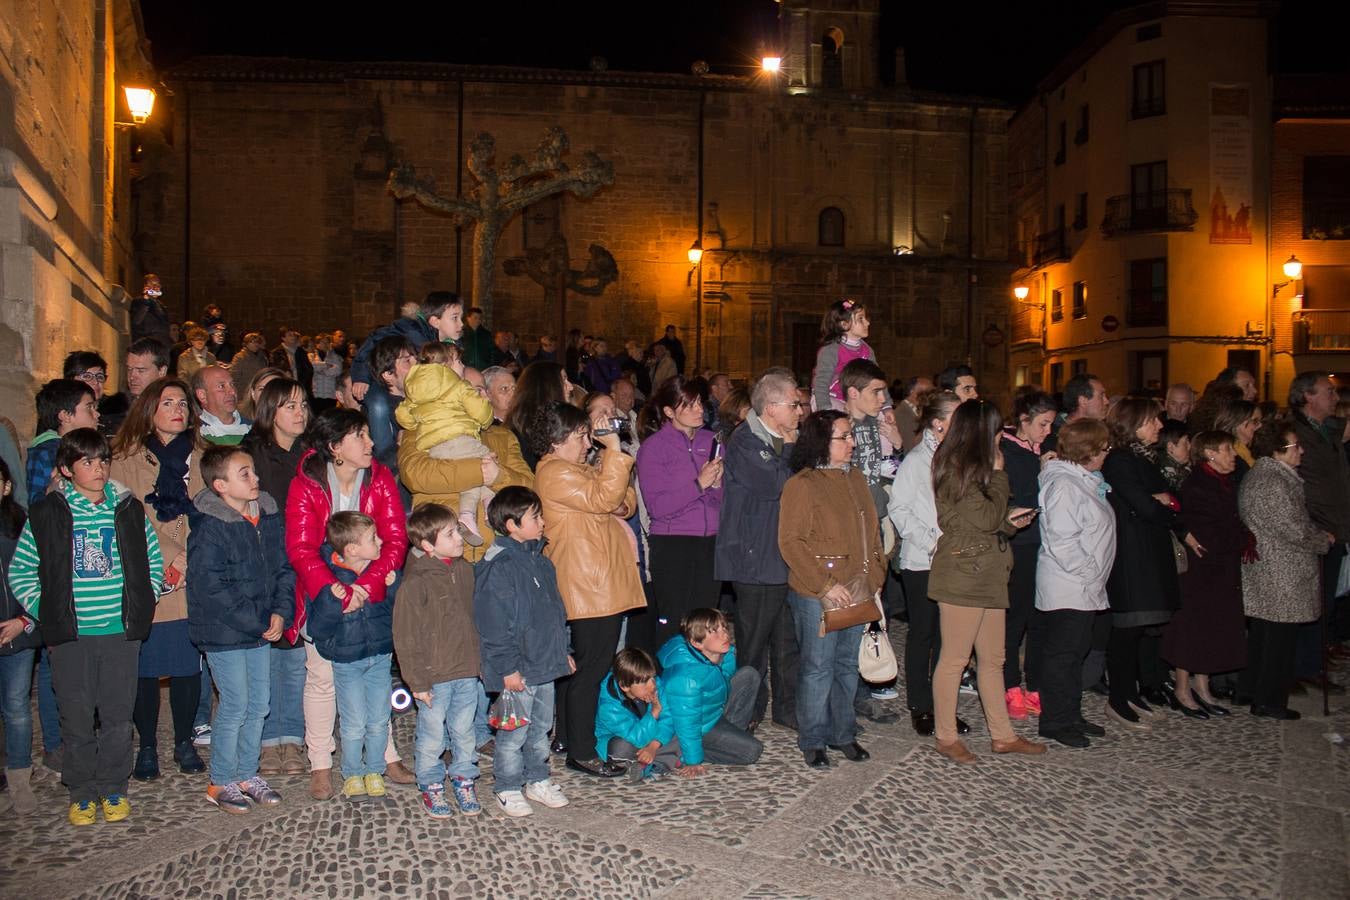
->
<box><xmin>0</xmin><ymin>627</ymin><xmax>1346</xmax><ymax>899</ymax></box>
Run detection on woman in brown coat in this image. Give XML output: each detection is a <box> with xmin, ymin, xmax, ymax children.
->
<box><xmin>928</xmin><ymin>399</ymin><xmax>1043</xmax><ymax>763</ymax></box>
<box><xmin>110</xmin><ymin>377</ymin><xmax>207</xmax><ymax>780</ymax></box>
<box><xmin>532</xmin><ymin>402</ymin><xmax>644</xmax><ymax>777</ymax></box>
<box><xmin>779</xmin><ymin>411</ymin><xmax>885</xmax><ymax>769</ymax></box>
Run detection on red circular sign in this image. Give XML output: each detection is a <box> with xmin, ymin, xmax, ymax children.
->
<box><xmin>1102</xmin><ymin>315</ymin><xmax>1120</xmax><ymax>332</ymax></box>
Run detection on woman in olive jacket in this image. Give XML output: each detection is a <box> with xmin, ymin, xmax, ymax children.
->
<box><xmin>928</xmin><ymin>400</ymin><xmax>1043</xmax><ymax>763</ymax></box>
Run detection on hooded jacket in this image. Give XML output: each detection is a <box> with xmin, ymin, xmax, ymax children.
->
<box><xmin>25</xmin><ymin>430</ymin><xmax>61</xmax><ymax>501</ymax></box>
<box><xmin>595</xmin><ymin>673</ymin><xmax>676</xmax><ymax>762</ymax></box>
<box><xmin>713</xmin><ymin>412</ymin><xmax>793</xmax><ymax>584</ymax></box>
<box><xmin>655</xmin><ymin>636</ymin><xmax>738</xmax><ymax>766</ymax></box>
<box><xmin>1035</xmin><ymin>459</ymin><xmax>1115</xmax><ymax>612</ymax></box>
<box><xmin>185</xmin><ymin>489</ymin><xmax>295</xmax><ymax>652</ymax></box>
<box><xmin>350</xmin><ymin>315</ymin><xmax>437</xmax><ymax>385</ymax></box>
<box><xmin>306</xmin><ymin>547</ymin><xmax>398</xmax><ymax>663</ymax></box>
<box><xmin>472</xmin><ymin>537</ymin><xmax>570</xmax><ymax>692</ymax></box>
<box><xmin>887</xmin><ymin>431</ymin><xmax>941</xmax><ymax>573</ymax></box>
<box><xmin>394</xmin><ymin>363</ymin><xmax>494</xmax><ymax>451</ymax></box>
<box><xmin>392</xmin><ymin>550</ymin><xmax>479</xmax><ymax>691</ymax></box>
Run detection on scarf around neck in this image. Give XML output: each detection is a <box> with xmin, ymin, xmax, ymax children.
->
<box><xmin>146</xmin><ymin>431</ymin><xmax>195</xmax><ymax>522</ymax></box>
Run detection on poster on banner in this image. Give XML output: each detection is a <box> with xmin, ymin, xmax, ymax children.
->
<box><xmin>1209</xmin><ymin>83</ymin><xmax>1253</xmax><ymax>245</ymax></box>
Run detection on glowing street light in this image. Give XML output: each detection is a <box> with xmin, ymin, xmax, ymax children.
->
<box><xmin>1013</xmin><ymin>285</ymin><xmax>1030</xmax><ymax>301</ymax></box>
<box><xmin>761</xmin><ymin>56</ymin><xmax>782</xmax><ymax>74</ymax></box>
<box><xmin>687</xmin><ymin>241</ymin><xmax>704</xmax><ymax>265</ymax></box>
<box><xmin>1282</xmin><ymin>254</ymin><xmax>1303</xmax><ymax>280</ymax></box>
<box><xmin>123</xmin><ymin>87</ymin><xmax>155</xmax><ymax>124</ymax></box>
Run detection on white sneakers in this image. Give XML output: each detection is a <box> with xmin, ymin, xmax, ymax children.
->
<box><xmin>524</xmin><ymin>779</ymin><xmax>569</xmax><ymax>809</ymax></box>
<box><xmin>496</xmin><ymin>780</ymin><xmax>569</xmax><ymax>817</ymax></box>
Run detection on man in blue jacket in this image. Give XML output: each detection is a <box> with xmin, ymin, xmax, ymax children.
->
<box><xmin>656</xmin><ymin>608</ymin><xmax>762</xmax><ymax>776</ymax></box>
<box><xmin>713</xmin><ymin>367</ymin><xmax>800</xmax><ymax>731</ymax></box>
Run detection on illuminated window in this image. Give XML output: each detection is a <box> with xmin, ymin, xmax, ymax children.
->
<box><xmin>1072</xmin><ymin>281</ymin><xmax>1088</xmax><ymax>319</ymax></box>
<box><xmin>1051</xmin><ymin>288</ymin><xmax>1064</xmax><ymax>323</ymax></box>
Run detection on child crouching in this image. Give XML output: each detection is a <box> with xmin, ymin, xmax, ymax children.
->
<box><xmin>6</xmin><ymin>429</ymin><xmax>163</xmax><ymax>824</ymax></box>
<box><xmin>596</xmin><ymin>648</ymin><xmax>680</xmax><ymax>781</ymax></box>
<box><xmin>473</xmin><ymin>487</ymin><xmax>573</xmax><ymax>817</ymax></box>
<box><xmin>187</xmin><ymin>446</ymin><xmax>295</xmax><ymax>814</ymax></box>
<box><xmin>307</xmin><ymin>511</ymin><xmax>399</xmax><ymax>800</ymax></box>
<box><xmin>394</xmin><ymin>502</ymin><xmax>482</xmax><ymax>818</ymax></box>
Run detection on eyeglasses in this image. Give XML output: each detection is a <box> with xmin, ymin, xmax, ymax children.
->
<box><xmin>78</xmin><ymin>372</ymin><xmax>107</xmax><ymax>383</ymax></box>
<box><xmin>771</xmin><ymin>400</ymin><xmax>804</xmax><ymax>410</ymax></box>
<box><xmin>830</xmin><ymin>433</ymin><xmax>856</xmax><ymax>442</ymax></box>
<box><xmin>1281</xmin><ymin>441</ymin><xmax>1302</xmax><ymax>450</ymax></box>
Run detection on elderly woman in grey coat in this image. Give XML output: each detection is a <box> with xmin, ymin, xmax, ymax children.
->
<box><xmin>1237</xmin><ymin>420</ymin><xmax>1334</xmax><ymax>720</ymax></box>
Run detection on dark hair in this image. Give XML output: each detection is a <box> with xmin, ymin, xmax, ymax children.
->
<box><xmin>110</xmin><ymin>377</ymin><xmax>199</xmax><ymax>458</ymax></box>
<box><xmin>1012</xmin><ymin>389</ymin><xmax>1057</xmax><ymax>423</ymax></box>
<box><xmin>55</xmin><ymin>428</ymin><xmax>111</xmax><ymax>474</ymax></box>
<box><xmin>35</xmin><ymin>379</ymin><xmax>96</xmax><ymax>434</ymax></box>
<box><xmin>1250</xmin><ymin>418</ymin><xmax>1297</xmax><ymax>459</ymax></box>
<box><xmin>1056</xmin><ymin>418</ymin><xmax>1111</xmax><ymax>466</ymax></box>
<box><xmin>407</xmin><ymin>502</ymin><xmax>458</xmax><ymax>549</ymax></box>
<box><xmin>717</xmin><ymin>387</ymin><xmax>751</xmax><ymax>436</ymax></box>
<box><xmin>936</xmin><ymin>365</ymin><xmax>974</xmax><ymax>392</ymax></box>
<box><xmin>1190</xmin><ymin>430</ymin><xmax>1234</xmax><ymax>466</ymax></box>
<box><xmin>1105</xmin><ymin>396</ymin><xmax>1161</xmax><ymax>447</ymax></box>
<box><xmin>1159</xmin><ymin>418</ymin><xmax>1191</xmax><ymax>449</ymax></box>
<box><xmin>467</xmin><ymin>306</ymin><xmax>484</xmax><ymax>318</ymax></box>
<box><xmin>526</xmin><ymin>402</ymin><xmax>588</xmax><ymax>460</ymax></box>
<box><xmin>127</xmin><ymin>338</ymin><xmax>169</xmax><ymax>370</ymax></box>
<box><xmin>508</xmin><ymin>361</ymin><xmax>569</xmax><ymax>436</ymax></box>
<box><xmin>487</xmin><ymin>485</ymin><xmax>543</xmax><ymax>536</ymax></box>
<box><xmin>612</xmin><ymin>647</ymin><xmax>658</xmax><ymax>690</ymax></box>
<box><xmin>900</xmin><ymin>376</ymin><xmax>926</xmax><ymax>400</ymax></box>
<box><xmin>301</xmin><ymin>407</ymin><xmax>369</xmax><ymax>482</ymax></box>
<box><xmin>327</xmin><ymin>510</ymin><xmax>376</xmax><ymax>552</ymax></box>
<box><xmin>1213</xmin><ymin>399</ymin><xmax>1259</xmax><ymax>438</ymax></box>
<box><xmin>839</xmin><ymin>359</ymin><xmax>888</xmax><ymax>400</ymax></box>
<box><xmin>371</xmin><ymin>335</ymin><xmax>415</xmax><ymax>382</ymax></box>
<box><xmin>638</xmin><ymin>375</ymin><xmax>705</xmax><ymax>438</ymax></box>
<box><xmin>1190</xmin><ymin>381</ymin><xmax>1244</xmax><ymax>432</ymax></box>
<box><xmin>789</xmin><ymin>410</ymin><xmax>849</xmax><ymax>472</ymax></box>
<box><xmin>681</xmin><ymin>607</ymin><xmax>730</xmax><ymax>644</ymax></box>
<box><xmin>62</xmin><ymin>350</ymin><xmax>108</xmax><ymax>380</ymax></box>
<box><xmin>918</xmin><ymin>390</ymin><xmax>961</xmax><ymax>435</ymax></box>
<box><xmin>247</xmin><ymin>377</ymin><xmax>308</xmax><ymax>445</ymax></box>
<box><xmin>1287</xmin><ymin>371</ymin><xmax>1327</xmax><ymax>411</ymax></box>
<box><xmin>422</xmin><ymin>291</ymin><xmax>461</xmax><ymax>320</ymax></box>
<box><xmin>819</xmin><ymin>298</ymin><xmax>864</xmax><ymax>344</ymax></box>
<box><xmin>1215</xmin><ymin>366</ymin><xmax>1253</xmax><ymax>389</ymax></box>
<box><xmin>201</xmin><ymin>444</ymin><xmax>250</xmax><ymax>489</ymax></box>
<box><xmin>0</xmin><ymin>457</ymin><xmax>27</xmax><ymax>540</ymax></box>
<box><xmin>1061</xmin><ymin>374</ymin><xmax>1101</xmax><ymax>414</ymax></box>
<box><xmin>931</xmin><ymin>399</ymin><xmax>1003</xmax><ymax>501</ymax></box>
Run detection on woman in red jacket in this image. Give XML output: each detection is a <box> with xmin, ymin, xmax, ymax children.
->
<box><xmin>284</xmin><ymin>407</ymin><xmax>413</xmax><ymax>799</ymax></box>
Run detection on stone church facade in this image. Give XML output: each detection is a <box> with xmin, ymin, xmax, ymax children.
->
<box><xmin>136</xmin><ymin>1</ymin><xmax>1014</xmax><ymax>395</ymax></box>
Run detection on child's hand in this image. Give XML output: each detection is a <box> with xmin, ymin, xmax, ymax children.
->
<box><xmin>261</xmin><ymin>614</ymin><xmax>284</xmax><ymax>641</ymax></box>
<box><xmin>412</xmin><ymin>690</ymin><xmax>433</xmax><ymax>704</ymax></box>
<box><xmin>480</xmin><ymin>455</ymin><xmax>500</xmax><ymax>487</ymax></box>
<box><xmin>502</xmin><ymin>672</ymin><xmax>526</xmax><ymax>692</ymax></box>
<box><xmin>342</xmin><ymin>590</ymin><xmax>366</xmax><ymax>614</ymax></box>
<box><xmin>384</xmin><ymin>570</ymin><xmax>396</xmax><ymax>587</ymax></box>
<box><xmin>566</xmin><ymin>655</ymin><xmax>577</xmax><ymax>674</ymax></box>
<box><xmin>676</xmin><ymin>763</ymin><xmax>707</xmax><ymax>779</ymax></box>
<box><xmin>331</xmin><ymin>583</ymin><xmax>348</xmax><ymax>601</ymax></box>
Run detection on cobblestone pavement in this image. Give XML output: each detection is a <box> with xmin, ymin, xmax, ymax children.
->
<box><xmin>1</xmin><ymin>634</ymin><xmax>1346</xmax><ymax>899</ymax></box>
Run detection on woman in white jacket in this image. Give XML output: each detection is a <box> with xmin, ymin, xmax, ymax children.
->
<box><xmin>887</xmin><ymin>390</ymin><xmax>965</xmax><ymax>737</ymax></box>
<box><xmin>1035</xmin><ymin>418</ymin><xmax>1116</xmax><ymax>748</ymax></box>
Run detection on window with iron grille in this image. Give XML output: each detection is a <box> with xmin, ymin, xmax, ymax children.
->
<box><xmin>1072</xmin><ymin>281</ymin><xmax>1087</xmax><ymax>319</ymax></box>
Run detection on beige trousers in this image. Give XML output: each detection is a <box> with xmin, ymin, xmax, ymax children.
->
<box><xmin>933</xmin><ymin>603</ymin><xmax>1015</xmax><ymax>744</ymax></box>
<box><xmin>303</xmin><ymin>641</ymin><xmax>400</xmax><ymax>770</ymax></box>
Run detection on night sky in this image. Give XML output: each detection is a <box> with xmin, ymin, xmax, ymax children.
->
<box><xmin>140</xmin><ymin>1</ymin><xmax>1343</xmax><ymax>104</ymax></box>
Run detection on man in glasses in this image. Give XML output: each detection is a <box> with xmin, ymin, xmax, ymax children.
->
<box><xmin>713</xmin><ymin>367</ymin><xmax>801</xmax><ymax>732</ymax></box>
<box><xmin>62</xmin><ymin>352</ymin><xmax>116</xmax><ymax>437</ymax></box>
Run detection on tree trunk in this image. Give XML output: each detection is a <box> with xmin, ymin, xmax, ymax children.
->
<box><xmin>471</xmin><ymin>216</ymin><xmax>504</xmax><ymax>324</ymax></box>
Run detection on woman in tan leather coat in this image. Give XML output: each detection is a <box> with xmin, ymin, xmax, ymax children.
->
<box><xmin>531</xmin><ymin>402</ymin><xmax>644</xmax><ymax>778</ymax></box>
<box><xmin>109</xmin><ymin>377</ymin><xmax>207</xmax><ymax>779</ymax></box>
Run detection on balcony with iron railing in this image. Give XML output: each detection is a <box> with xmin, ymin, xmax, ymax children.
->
<box><xmin>1292</xmin><ymin>309</ymin><xmax>1350</xmax><ymax>353</ymax></box>
<box><xmin>1033</xmin><ymin>227</ymin><xmax>1068</xmax><ymax>266</ymax></box>
<box><xmin>1101</xmin><ymin>189</ymin><xmax>1198</xmax><ymax>237</ymax></box>
<box><xmin>1011</xmin><ymin>305</ymin><xmax>1041</xmax><ymax>345</ymax></box>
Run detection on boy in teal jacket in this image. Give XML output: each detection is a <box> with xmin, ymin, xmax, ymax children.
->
<box><xmin>595</xmin><ymin>648</ymin><xmax>679</xmax><ymax>780</ymax></box>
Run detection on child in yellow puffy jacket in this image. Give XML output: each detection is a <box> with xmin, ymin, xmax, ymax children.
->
<box><xmin>395</xmin><ymin>361</ymin><xmax>495</xmax><ymax>545</ymax></box>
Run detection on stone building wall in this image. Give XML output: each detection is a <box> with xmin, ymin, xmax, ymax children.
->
<box><xmin>137</xmin><ymin>60</ymin><xmax>1013</xmax><ymax>400</ymax></box>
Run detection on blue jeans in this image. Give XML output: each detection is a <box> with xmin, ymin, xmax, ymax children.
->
<box><xmin>261</xmin><ymin>645</ymin><xmax>306</xmax><ymax>747</ymax></box>
<box><xmin>474</xmin><ymin>680</ymin><xmax>490</xmax><ymax>748</ymax></box>
<box><xmin>332</xmin><ymin>653</ymin><xmax>392</xmax><ymax>779</ymax></box>
<box><xmin>194</xmin><ymin>659</ymin><xmax>213</xmax><ymax>729</ymax></box>
<box><xmin>492</xmin><ymin>682</ymin><xmax>553</xmax><ymax>794</ymax></box>
<box><xmin>0</xmin><ymin>650</ymin><xmax>36</xmax><ymax>769</ymax></box>
<box><xmin>206</xmin><ymin>645</ymin><xmax>270</xmax><ymax>784</ymax></box>
<box><xmin>787</xmin><ymin>590</ymin><xmax>863</xmax><ymax>751</ymax></box>
<box><xmin>37</xmin><ymin>646</ymin><xmax>61</xmax><ymax>751</ymax></box>
<box><xmin>413</xmin><ymin>678</ymin><xmax>481</xmax><ymax>786</ymax></box>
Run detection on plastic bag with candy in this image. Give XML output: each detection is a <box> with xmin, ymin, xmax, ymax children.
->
<box><xmin>488</xmin><ymin>691</ymin><xmax>531</xmax><ymax>732</ymax></box>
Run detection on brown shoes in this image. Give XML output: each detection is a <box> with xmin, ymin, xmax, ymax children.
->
<box><xmin>309</xmin><ymin>768</ymin><xmax>335</xmax><ymax>801</ymax></box>
<box><xmin>991</xmin><ymin>736</ymin><xmax>1047</xmax><ymax>755</ymax></box>
<box><xmin>259</xmin><ymin>745</ymin><xmax>283</xmax><ymax>776</ymax></box>
<box><xmin>383</xmin><ymin>759</ymin><xmax>416</xmax><ymax>785</ymax></box>
<box><xmin>935</xmin><ymin>739</ymin><xmax>977</xmax><ymax>764</ymax></box>
<box><xmin>280</xmin><ymin>743</ymin><xmax>307</xmax><ymax>775</ymax></box>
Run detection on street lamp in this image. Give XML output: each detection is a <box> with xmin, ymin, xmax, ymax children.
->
<box><xmin>1273</xmin><ymin>254</ymin><xmax>1303</xmax><ymax>299</ymax></box>
<box><xmin>761</xmin><ymin>56</ymin><xmax>781</xmax><ymax>73</ymax></box>
<box><xmin>687</xmin><ymin>241</ymin><xmax>703</xmax><ymax>265</ymax></box>
<box><xmin>1013</xmin><ymin>285</ymin><xmax>1030</xmax><ymax>301</ymax></box>
<box><xmin>120</xmin><ymin>86</ymin><xmax>155</xmax><ymax>126</ymax></box>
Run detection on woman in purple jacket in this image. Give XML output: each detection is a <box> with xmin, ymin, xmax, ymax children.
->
<box><xmin>636</xmin><ymin>377</ymin><xmax>724</xmax><ymax>653</ymax></box>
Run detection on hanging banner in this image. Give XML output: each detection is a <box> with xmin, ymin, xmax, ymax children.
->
<box><xmin>1209</xmin><ymin>83</ymin><xmax>1253</xmax><ymax>244</ymax></box>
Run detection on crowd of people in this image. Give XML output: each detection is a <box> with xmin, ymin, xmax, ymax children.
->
<box><xmin>0</xmin><ymin>282</ymin><xmax>1346</xmax><ymax>826</ymax></box>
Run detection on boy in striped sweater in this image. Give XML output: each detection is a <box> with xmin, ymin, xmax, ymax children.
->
<box><xmin>6</xmin><ymin>429</ymin><xmax>163</xmax><ymax>825</ymax></box>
